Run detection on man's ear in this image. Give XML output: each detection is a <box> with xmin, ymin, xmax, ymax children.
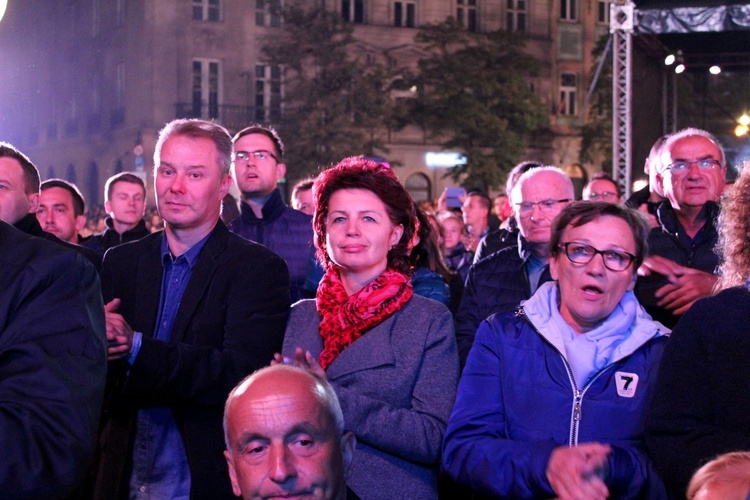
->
<box><xmin>27</xmin><ymin>192</ymin><xmax>39</xmax><ymax>214</ymax></box>
<box><xmin>75</xmin><ymin>214</ymin><xmax>87</xmax><ymax>232</ymax></box>
<box><xmin>276</xmin><ymin>162</ymin><xmax>287</xmax><ymax>181</ymax></box>
<box><xmin>223</xmin><ymin>450</ymin><xmax>243</xmax><ymax>497</ymax></box>
<box><xmin>340</xmin><ymin>431</ymin><xmax>356</xmax><ymax>477</ymax></box>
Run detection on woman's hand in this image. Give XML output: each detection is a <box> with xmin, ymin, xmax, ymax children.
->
<box><xmin>547</xmin><ymin>443</ymin><xmax>611</xmax><ymax>500</ymax></box>
<box><xmin>271</xmin><ymin>347</ymin><xmax>327</xmax><ymax>379</ymax></box>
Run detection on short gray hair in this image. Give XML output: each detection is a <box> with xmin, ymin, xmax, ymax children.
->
<box><xmin>154</xmin><ymin>119</ymin><xmax>233</xmax><ymax>176</ymax></box>
<box><xmin>511</xmin><ymin>166</ymin><xmax>574</xmax><ymax>205</ymax></box>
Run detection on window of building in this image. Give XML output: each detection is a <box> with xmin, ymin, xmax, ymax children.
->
<box><xmin>255</xmin><ymin>64</ymin><xmax>282</xmax><ymax>123</ymax></box>
<box><xmin>507</xmin><ymin>0</ymin><xmax>526</xmax><ymax>32</ymax></box>
<box><xmin>192</xmin><ymin>0</ymin><xmax>221</xmax><ymax>22</ymax></box>
<box><xmin>559</xmin><ymin>73</ymin><xmax>577</xmax><ymax>116</ymax></box>
<box><xmin>394</xmin><ymin>1</ymin><xmax>415</xmax><ymax>28</ymax></box>
<box><xmin>457</xmin><ymin>0</ymin><xmax>478</xmax><ymax>32</ymax></box>
<box><xmin>342</xmin><ymin>0</ymin><xmax>365</xmax><ymax>23</ymax></box>
<box><xmin>560</xmin><ymin>0</ymin><xmax>577</xmax><ymax>21</ymax></box>
<box><xmin>256</xmin><ymin>0</ymin><xmax>282</xmax><ymax>27</ymax></box>
<box><xmin>405</xmin><ymin>172</ymin><xmax>431</xmax><ymax>203</ymax></box>
<box><xmin>597</xmin><ymin>0</ymin><xmax>611</xmax><ymax>24</ymax></box>
<box><xmin>192</xmin><ymin>60</ymin><xmax>221</xmax><ymax>119</ymax></box>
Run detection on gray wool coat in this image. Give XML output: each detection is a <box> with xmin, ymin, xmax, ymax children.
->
<box><xmin>283</xmin><ymin>295</ymin><xmax>459</xmax><ymax>500</ymax></box>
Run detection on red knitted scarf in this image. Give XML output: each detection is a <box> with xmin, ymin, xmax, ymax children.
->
<box><xmin>316</xmin><ymin>266</ymin><xmax>413</xmax><ymax>370</ymax></box>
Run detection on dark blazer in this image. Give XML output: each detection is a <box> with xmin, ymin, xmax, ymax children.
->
<box><xmin>94</xmin><ymin>220</ymin><xmax>291</xmax><ymax>499</ymax></box>
<box><xmin>0</xmin><ymin>221</ymin><xmax>106</xmax><ymax>497</ymax></box>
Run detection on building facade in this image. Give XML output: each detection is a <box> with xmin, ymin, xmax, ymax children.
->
<box><xmin>0</xmin><ymin>0</ymin><xmax>611</xmax><ymax>206</ymax></box>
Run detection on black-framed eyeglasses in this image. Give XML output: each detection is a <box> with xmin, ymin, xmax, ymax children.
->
<box><xmin>558</xmin><ymin>242</ymin><xmax>636</xmax><ymax>272</ymax></box>
<box><xmin>515</xmin><ymin>199</ymin><xmax>571</xmax><ymax>216</ymax></box>
<box><xmin>666</xmin><ymin>159</ymin><xmax>721</xmax><ymax>175</ymax></box>
<box><xmin>233</xmin><ymin>150</ymin><xmax>279</xmax><ymax>163</ymax></box>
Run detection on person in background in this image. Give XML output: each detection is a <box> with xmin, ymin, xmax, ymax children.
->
<box><xmin>474</xmin><ymin>160</ymin><xmax>542</xmax><ymax>262</ymax></box>
<box><xmin>454</xmin><ymin>166</ymin><xmax>572</xmax><ymax>367</ymax></box>
<box><xmin>410</xmin><ymin>206</ymin><xmax>452</xmax><ymax>309</ymax></box>
<box><xmin>291</xmin><ymin>177</ymin><xmax>316</xmax><ymax>216</ymax></box>
<box><xmin>493</xmin><ymin>193</ymin><xmax>512</xmax><ymax>224</ymax></box>
<box><xmin>626</xmin><ymin>135</ymin><xmax>669</xmax><ymax>228</ymax></box>
<box><xmin>444</xmin><ymin>201</ymin><xmax>669</xmax><ymax>499</ymax></box>
<box><xmin>37</xmin><ymin>178</ymin><xmax>88</xmax><ymax>244</ymax></box>
<box><xmin>281</xmin><ymin>157</ymin><xmax>459</xmax><ymax>499</ymax></box>
<box><xmin>686</xmin><ymin>452</ymin><xmax>750</xmax><ymax>500</ymax></box>
<box><xmin>84</xmin><ymin>172</ymin><xmax>149</xmax><ymax>257</ymax></box>
<box><xmin>461</xmin><ymin>191</ymin><xmax>492</xmax><ymax>257</ymax></box>
<box><xmin>646</xmin><ymin>160</ymin><xmax>750</xmax><ymax>496</ymax></box>
<box><xmin>223</xmin><ymin>365</ymin><xmax>357</xmax><ymax>500</ymax></box>
<box><xmin>583</xmin><ymin>172</ymin><xmax>622</xmax><ymax>203</ymax></box>
<box><xmin>438</xmin><ymin>212</ymin><xmax>472</xmax><ymax>284</ymax></box>
<box><xmin>634</xmin><ymin>128</ymin><xmax>725</xmax><ymax>328</ymax></box>
<box><xmin>93</xmin><ymin>118</ymin><xmax>291</xmax><ymax>498</ymax></box>
<box><xmin>229</xmin><ymin>125</ymin><xmax>317</xmax><ymax>302</ymax></box>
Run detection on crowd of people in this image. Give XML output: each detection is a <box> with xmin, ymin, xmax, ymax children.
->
<box><xmin>0</xmin><ymin>122</ymin><xmax>749</xmax><ymax>499</ymax></box>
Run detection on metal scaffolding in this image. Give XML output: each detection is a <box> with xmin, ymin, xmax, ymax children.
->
<box><xmin>611</xmin><ymin>1</ymin><xmax>635</xmax><ymax>198</ymax></box>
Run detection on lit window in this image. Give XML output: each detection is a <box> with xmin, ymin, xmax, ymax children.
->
<box><xmin>560</xmin><ymin>0</ymin><xmax>577</xmax><ymax>21</ymax></box>
<box><xmin>457</xmin><ymin>0</ymin><xmax>478</xmax><ymax>32</ymax></box>
<box><xmin>559</xmin><ymin>73</ymin><xmax>577</xmax><ymax>116</ymax></box>
<box><xmin>256</xmin><ymin>0</ymin><xmax>282</xmax><ymax>27</ymax></box>
<box><xmin>507</xmin><ymin>0</ymin><xmax>526</xmax><ymax>32</ymax></box>
<box><xmin>394</xmin><ymin>1</ymin><xmax>415</xmax><ymax>28</ymax></box>
<box><xmin>342</xmin><ymin>0</ymin><xmax>365</xmax><ymax>23</ymax></box>
<box><xmin>192</xmin><ymin>0</ymin><xmax>221</xmax><ymax>22</ymax></box>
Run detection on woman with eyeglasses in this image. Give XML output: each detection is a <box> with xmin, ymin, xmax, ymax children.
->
<box><xmin>443</xmin><ymin>201</ymin><xmax>670</xmax><ymax>499</ymax></box>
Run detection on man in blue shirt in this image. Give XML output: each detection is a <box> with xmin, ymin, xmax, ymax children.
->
<box><xmin>94</xmin><ymin>119</ymin><xmax>291</xmax><ymax>498</ymax></box>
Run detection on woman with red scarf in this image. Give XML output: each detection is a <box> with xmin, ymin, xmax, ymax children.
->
<box><xmin>278</xmin><ymin>157</ymin><xmax>459</xmax><ymax>499</ymax></box>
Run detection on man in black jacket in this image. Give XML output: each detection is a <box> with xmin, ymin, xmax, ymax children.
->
<box><xmin>0</xmin><ymin>142</ymin><xmax>101</xmax><ymax>270</ymax></box>
<box><xmin>94</xmin><ymin>119</ymin><xmax>291</xmax><ymax>499</ymax></box>
<box><xmin>229</xmin><ymin>125</ymin><xmax>317</xmax><ymax>302</ymax></box>
<box><xmin>85</xmin><ymin>172</ymin><xmax>150</xmax><ymax>257</ymax></box>
<box><xmin>454</xmin><ymin>167</ymin><xmax>573</xmax><ymax>367</ymax></box>
<box><xmin>635</xmin><ymin>127</ymin><xmax>725</xmax><ymax>328</ymax></box>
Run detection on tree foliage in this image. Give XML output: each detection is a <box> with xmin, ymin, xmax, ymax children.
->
<box><xmin>410</xmin><ymin>19</ymin><xmax>548</xmax><ymax>192</ymax></box>
<box><xmin>260</xmin><ymin>5</ymin><xmax>393</xmax><ymax>180</ymax></box>
<box><xmin>579</xmin><ymin>35</ymin><xmax>613</xmax><ymax>173</ymax></box>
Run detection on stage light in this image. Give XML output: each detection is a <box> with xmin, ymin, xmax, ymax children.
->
<box><xmin>735</xmin><ymin>124</ymin><xmax>748</xmax><ymax>137</ymax></box>
<box><xmin>664</xmin><ymin>54</ymin><xmax>675</xmax><ymax>66</ymax></box>
<box><xmin>709</xmin><ymin>65</ymin><xmax>721</xmax><ymax>75</ymax></box>
<box><xmin>739</xmin><ymin>114</ymin><xmax>750</xmax><ymax>127</ymax></box>
<box><xmin>675</xmin><ymin>64</ymin><xmax>685</xmax><ymax>74</ymax></box>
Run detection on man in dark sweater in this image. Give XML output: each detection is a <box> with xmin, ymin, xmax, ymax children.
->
<box><xmin>228</xmin><ymin>125</ymin><xmax>317</xmax><ymax>302</ymax></box>
<box><xmin>84</xmin><ymin>172</ymin><xmax>150</xmax><ymax>257</ymax></box>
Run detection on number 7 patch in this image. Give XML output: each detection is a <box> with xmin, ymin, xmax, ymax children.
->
<box><xmin>615</xmin><ymin>371</ymin><xmax>639</xmax><ymax>398</ymax></box>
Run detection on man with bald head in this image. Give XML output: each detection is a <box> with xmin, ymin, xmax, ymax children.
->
<box><xmin>635</xmin><ymin>128</ymin><xmax>725</xmax><ymax>328</ymax></box>
<box><xmin>224</xmin><ymin>365</ymin><xmax>356</xmax><ymax>500</ymax></box>
<box><xmin>454</xmin><ymin>167</ymin><xmax>574</xmax><ymax>366</ymax></box>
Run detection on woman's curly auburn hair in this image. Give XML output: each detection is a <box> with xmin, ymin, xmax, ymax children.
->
<box><xmin>312</xmin><ymin>157</ymin><xmax>417</xmax><ymax>275</ymax></box>
<box><xmin>716</xmin><ymin>163</ymin><xmax>750</xmax><ymax>291</ymax></box>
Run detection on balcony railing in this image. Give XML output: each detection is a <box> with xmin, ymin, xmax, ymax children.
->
<box><xmin>174</xmin><ymin>103</ymin><xmax>281</xmax><ymax>133</ymax></box>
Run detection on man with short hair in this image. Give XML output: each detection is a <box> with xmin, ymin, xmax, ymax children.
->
<box><xmin>583</xmin><ymin>172</ymin><xmax>622</xmax><ymax>202</ymax></box>
<box><xmin>0</xmin><ymin>143</ymin><xmax>101</xmax><ymax>269</ymax></box>
<box><xmin>93</xmin><ymin>119</ymin><xmax>291</xmax><ymax>498</ymax></box>
<box><xmin>454</xmin><ymin>167</ymin><xmax>573</xmax><ymax>366</ymax></box>
<box><xmin>224</xmin><ymin>365</ymin><xmax>356</xmax><ymax>500</ymax></box>
<box><xmin>37</xmin><ymin>178</ymin><xmax>88</xmax><ymax>244</ymax></box>
<box><xmin>626</xmin><ymin>135</ymin><xmax>669</xmax><ymax>228</ymax></box>
<box><xmin>635</xmin><ymin>127</ymin><xmax>725</xmax><ymax>328</ymax></box>
<box><xmin>229</xmin><ymin>125</ymin><xmax>316</xmax><ymax>302</ymax></box>
<box><xmin>291</xmin><ymin>178</ymin><xmax>315</xmax><ymax>216</ymax></box>
<box><xmin>461</xmin><ymin>192</ymin><xmax>491</xmax><ymax>255</ymax></box>
<box><xmin>85</xmin><ymin>172</ymin><xmax>149</xmax><ymax>256</ymax></box>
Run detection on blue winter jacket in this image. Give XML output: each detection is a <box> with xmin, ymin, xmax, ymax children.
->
<box><xmin>443</xmin><ymin>284</ymin><xmax>670</xmax><ymax>499</ymax></box>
